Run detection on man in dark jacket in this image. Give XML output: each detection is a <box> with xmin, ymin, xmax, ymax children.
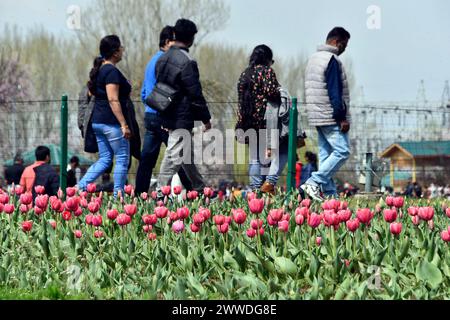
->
<box><xmin>155</xmin><ymin>19</ymin><xmax>212</xmax><ymax>194</ymax></box>
<box><xmin>5</xmin><ymin>154</ymin><xmax>25</xmax><ymax>186</ymax></box>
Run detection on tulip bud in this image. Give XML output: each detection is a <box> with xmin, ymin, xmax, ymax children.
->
<box><xmin>246</xmin><ymin>228</ymin><xmax>256</xmax><ymax>238</ymax></box>
<box><xmin>172</xmin><ymin>220</ymin><xmax>185</xmax><ymax>234</ymax></box>
<box><xmin>74</xmin><ymin>230</ymin><xmax>82</xmax><ymax>238</ymax></box>
<box><xmin>173</xmin><ymin>185</ymin><xmax>182</xmax><ymax>195</ymax></box>
<box><xmin>190</xmin><ymin>223</ymin><xmax>201</xmax><ymax>233</ymax></box>
<box><xmin>22</xmin><ymin>220</ymin><xmax>33</xmax><ymax>232</ymax></box>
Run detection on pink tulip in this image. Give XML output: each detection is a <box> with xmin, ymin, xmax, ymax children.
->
<box><xmin>80</xmin><ymin>198</ymin><xmax>88</xmax><ymax>208</ymax></box>
<box><xmin>0</xmin><ymin>193</ymin><xmax>9</xmax><ymax>204</ymax></box>
<box><xmin>49</xmin><ymin>220</ymin><xmax>56</xmax><ymax>230</ymax></box>
<box><xmin>161</xmin><ymin>186</ymin><xmax>172</xmax><ymax>196</ymax></box>
<box><xmin>169</xmin><ymin>211</ymin><xmax>178</xmax><ymax>222</ymax></box>
<box><xmin>86</xmin><ymin>183</ymin><xmax>96</xmax><ymax>193</ymax></box>
<box><xmin>62</xmin><ymin>211</ymin><xmax>72</xmax><ymax>221</ymax></box>
<box><xmin>94</xmin><ymin>230</ymin><xmax>104</xmax><ymax>238</ymax></box>
<box><xmin>383</xmin><ymin>209</ymin><xmax>398</xmax><ymax>223</ymax></box>
<box><xmin>407</xmin><ymin>206</ymin><xmax>419</xmax><ymax>216</ymax></box>
<box><xmin>140</xmin><ymin>192</ymin><xmax>148</xmax><ymax>201</ymax></box>
<box><xmin>107</xmin><ymin>209</ymin><xmax>119</xmax><ymax>220</ymax></box>
<box><xmin>74</xmin><ymin>230</ymin><xmax>82</xmax><ymax>238</ymax></box>
<box><xmin>441</xmin><ymin>230</ymin><xmax>450</xmax><ymax>242</ymax></box>
<box><xmin>217</xmin><ymin>223</ymin><xmax>229</xmax><ymax>234</ymax></box>
<box><xmin>346</xmin><ymin>219</ymin><xmax>360</xmax><ymax>232</ymax></box>
<box><xmin>250</xmin><ymin>219</ymin><xmax>263</xmax><ymax>230</ymax></box>
<box><xmin>74</xmin><ymin>207</ymin><xmax>83</xmax><ymax>217</ymax></box>
<box><xmin>316</xmin><ymin>236</ymin><xmax>322</xmax><ymax>246</ymax></box>
<box><xmin>267</xmin><ymin>214</ymin><xmax>277</xmax><ymax>226</ymax></box>
<box><xmin>295</xmin><ymin>214</ymin><xmax>305</xmax><ymax>225</ymax></box>
<box><xmin>34</xmin><ymin>185</ymin><xmax>45</xmax><ymax>195</ymax></box>
<box><xmin>187</xmin><ymin>190</ymin><xmax>199</xmax><ymax>200</ymax></box>
<box><xmin>151</xmin><ymin>191</ymin><xmax>158</xmax><ymax>200</ymax></box>
<box><xmin>65</xmin><ymin>197</ymin><xmax>80</xmax><ymax>212</ymax></box>
<box><xmin>301</xmin><ymin>199</ymin><xmax>311</xmax><ymax>208</ymax></box>
<box><xmin>248</xmin><ymin>198</ymin><xmax>265</xmax><ymax>214</ymax></box>
<box><xmin>66</xmin><ymin>187</ymin><xmax>76</xmax><ymax>197</ymax></box>
<box><xmin>190</xmin><ymin>223</ymin><xmax>201</xmax><ymax>233</ymax></box>
<box><xmin>3</xmin><ymin>204</ymin><xmax>15</xmax><ymax>214</ymax></box>
<box><xmin>51</xmin><ymin>199</ymin><xmax>63</xmax><ymax>212</ymax></box>
<box><xmin>259</xmin><ymin>228</ymin><xmax>265</xmax><ymax>236</ymax></box>
<box><xmin>446</xmin><ymin>208</ymin><xmax>450</xmax><ymax>219</ymax></box>
<box><xmin>19</xmin><ymin>193</ymin><xmax>33</xmax><ymax>206</ymax></box>
<box><xmin>22</xmin><ymin>220</ymin><xmax>33</xmax><ymax>232</ymax></box>
<box><xmin>322</xmin><ymin>199</ymin><xmax>340</xmax><ymax>211</ymax></box>
<box><xmin>278</xmin><ymin>220</ymin><xmax>289</xmax><ymax>233</ymax></box>
<box><xmin>246</xmin><ymin>192</ymin><xmax>257</xmax><ymax>201</ymax></box>
<box><xmin>393</xmin><ymin>197</ymin><xmax>404</xmax><ymax>208</ymax></box>
<box><xmin>193</xmin><ymin>213</ymin><xmax>205</xmax><ymax>225</ymax></box>
<box><xmin>411</xmin><ymin>215</ymin><xmax>420</xmax><ymax>226</ymax></box>
<box><xmin>142</xmin><ymin>214</ymin><xmax>158</xmax><ymax>225</ymax></box>
<box><xmin>307</xmin><ymin>213</ymin><xmax>322</xmax><ymax>228</ymax></box>
<box><xmin>203</xmin><ymin>187</ymin><xmax>214</xmax><ymax>198</ymax></box>
<box><xmin>148</xmin><ymin>233</ymin><xmax>157</xmax><ymax>240</ymax></box>
<box><xmin>177</xmin><ymin>207</ymin><xmax>190</xmax><ymax>220</ymax></box>
<box><xmin>35</xmin><ymin>195</ymin><xmax>49</xmax><ymax>210</ymax></box>
<box><xmin>356</xmin><ymin>208</ymin><xmax>373</xmax><ymax>225</ymax></box>
<box><xmin>418</xmin><ymin>207</ymin><xmax>434</xmax><ymax>221</ymax></box>
<box><xmin>117</xmin><ymin>214</ymin><xmax>131</xmax><ymax>226</ymax></box>
<box><xmin>213</xmin><ymin>215</ymin><xmax>225</xmax><ymax>226</ymax></box>
<box><xmin>269</xmin><ymin>208</ymin><xmax>284</xmax><ymax>222</ymax></box>
<box><xmin>124</xmin><ymin>204</ymin><xmax>137</xmax><ymax>216</ymax></box>
<box><xmin>386</xmin><ymin>196</ymin><xmax>394</xmax><ymax>207</ymax></box>
<box><xmin>390</xmin><ymin>222</ymin><xmax>402</xmax><ymax>235</ymax></box>
<box><xmin>198</xmin><ymin>207</ymin><xmax>211</xmax><ymax>220</ymax></box>
<box><xmin>87</xmin><ymin>201</ymin><xmax>100</xmax><ymax>214</ymax></box>
<box><xmin>124</xmin><ymin>184</ymin><xmax>134</xmax><ymax>195</ymax></box>
<box><xmin>173</xmin><ymin>185</ymin><xmax>182</xmax><ymax>195</ymax></box>
<box><xmin>14</xmin><ymin>185</ymin><xmax>24</xmax><ymax>195</ymax></box>
<box><xmin>172</xmin><ymin>220</ymin><xmax>185</xmax><ymax>234</ymax></box>
<box><xmin>85</xmin><ymin>214</ymin><xmax>94</xmax><ymax>225</ymax></box>
<box><xmin>296</xmin><ymin>207</ymin><xmax>309</xmax><ymax>218</ymax></box>
<box><xmin>154</xmin><ymin>206</ymin><xmax>168</xmax><ymax>219</ymax></box>
<box><xmin>19</xmin><ymin>204</ymin><xmax>29</xmax><ymax>213</ymax></box>
<box><xmin>230</xmin><ymin>209</ymin><xmax>246</xmax><ymax>225</ymax></box>
<box><xmin>143</xmin><ymin>225</ymin><xmax>152</xmax><ymax>233</ymax></box>
<box><xmin>92</xmin><ymin>215</ymin><xmax>102</xmax><ymax>227</ymax></box>
<box><xmin>246</xmin><ymin>228</ymin><xmax>256</xmax><ymax>238</ymax></box>
<box><xmin>34</xmin><ymin>206</ymin><xmax>43</xmax><ymax>216</ymax></box>
<box><xmin>337</xmin><ymin>209</ymin><xmax>352</xmax><ymax>223</ymax></box>
<box><xmin>323</xmin><ymin>210</ymin><xmax>340</xmax><ymax>227</ymax></box>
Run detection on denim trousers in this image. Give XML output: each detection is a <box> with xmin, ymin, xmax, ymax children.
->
<box><xmin>306</xmin><ymin>125</ymin><xmax>350</xmax><ymax>197</ymax></box>
<box><xmin>78</xmin><ymin>123</ymin><xmax>130</xmax><ymax>197</ymax></box>
<box><xmin>135</xmin><ymin>113</ymin><xmax>193</xmax><ymax>193</ymax></box>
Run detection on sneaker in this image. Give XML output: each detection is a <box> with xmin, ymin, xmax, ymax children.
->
<box><xmin>260</xmin><ymin>182</ymin><xmax>275</xmax><ymax>195</ymax></box>
<box><xmin>300</xmin><ymin>183</ymin><xmax>324</xmax><ymax>202</ymax></box>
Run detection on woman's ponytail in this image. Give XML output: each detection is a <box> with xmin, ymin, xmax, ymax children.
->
<box><xmin>87</xmin><ymin>56</ymin><xmax>104</xmax><ymax>95</ymax></box>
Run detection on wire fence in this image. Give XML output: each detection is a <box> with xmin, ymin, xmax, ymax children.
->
<box><xmin>1</xmin><ymin>98</ymin><xmax>449</xmax><ymax>191</ymax></box>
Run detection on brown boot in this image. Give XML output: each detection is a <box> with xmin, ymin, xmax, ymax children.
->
<box><xmin>260</xmin><ymin>182</ymin><xmax>275</xmax><ymax>195</ymax></box>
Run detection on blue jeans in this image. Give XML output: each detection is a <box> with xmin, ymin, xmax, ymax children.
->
<box><xmin>78</xmin><ymin>123</ymin><xmax>130</xmax><ymax>196</ymax></box>
<box><xmin>135</xmin><ymin>113</ymin><xmax>192</xmax><ymax>193</ymax></box>
<box><xmin>266</xmin><ymin>141</ymin><xmax>289</xmax><ymax>185</ymax></box>
<box><xmin>306</xmin><ymin>125</ymin><xmax>350</xmax><ymax>197</ymax></box>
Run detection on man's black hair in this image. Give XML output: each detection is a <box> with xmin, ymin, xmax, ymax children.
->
<box><xmin>35</xmin><ymin>146</ymin><xmax>50</xmax><ymax>161</ymax></box>
<box><xmin>159</xmin><ymin>25</ymin><xmax>175</xmax><ymax>48</ymax></box>
<box><xmin>326</xmin><ymin>27</ymin><xmax>351</xmax><ymax>42</ymax></box>
<box><xmin>174</xmin><ymin>19</ymin><xmax>198</xmax><ymax>44</ymax></box>
<box><xmin>70</xmin><ymin>156</ymin><xmax>80</xmax><ymax>165</ymax></box>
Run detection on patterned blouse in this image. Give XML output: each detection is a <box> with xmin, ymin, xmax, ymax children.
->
<box><xmin>237</xmin><ymin>65</ymin><xmax>281</xmax><ymax>130</ymax></box>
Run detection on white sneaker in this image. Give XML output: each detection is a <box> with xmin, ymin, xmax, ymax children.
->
<box><xmin>300</xmin><ymin>183</ymin><xmax>324</xmax><ymax>202</ymax></box>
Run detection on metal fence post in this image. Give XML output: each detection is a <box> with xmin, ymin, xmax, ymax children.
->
<box><xmin>287</xmin><ymin>97</ymin><xmax>298</xmax><ymax>191</ymax></box>
<box><xmin>60</xmin><ymin>95</ymin><xmax>68</xmax><ymax>193</ymax></box>
<box><xmin>365</xmin><ymin>152</ymin><xmax>373</xmax><ymax>193</ymax></box>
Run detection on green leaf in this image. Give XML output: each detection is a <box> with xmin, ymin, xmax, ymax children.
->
<box><xmin>274</xmin><ymin>257</ymin><xmax>297</xmax><ymax>276</ymax></box>
<box><xmin>416</xmin><ymin>259</ymin><xmax>443</xmax><ymax>289</ymax></box>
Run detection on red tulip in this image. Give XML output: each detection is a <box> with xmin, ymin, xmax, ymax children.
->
<box><xmin>51</xmin><ymin>199</ymin><xmax>63</xmax><ymax>212</ymax></box>
<box><xmin>19</xmin><ymin>204</ymin><xmax>29</xmax><ymax>213</ymax></box>
<box><xmin>393</xmin><ymin>197</ymin><xmax>404</xmax><ymax>208</ymax></box>
<box><xmin>259</xmin><ymin>227</ymin><xmax>265</xmax><ymax>236</ymax></box>
<box><xmin>65</xmin><ymin>197</ymin><xmax>80</xmax><ymax>212</ymax></box>
<box><xmin>232</xmin><ymin>208</ymin><xmax>247</xmax><ymax>225</ymax></box>
<box><xmin>62</xmin><ymin>211</ymin><xmax>72</xmax><ymax>221</ymax></box>
<box><xmin>80</xmin><ymin>198</ymin><xmax>88</xmax><ymax>208</ymax></box>
<box><xmin>266</xmin><ymin>214</ymin><xmax>277</xmax><ymax>226</ymax></box>
<box><xmin>445</xmin><ymin>208</ymin><xmax>450</xmax><ymax>219</ymax></box>
<box><xmin>86</xmin><ymin>183</ymin><xmax>96</xmax><ymax>193</ymax></box>
<box><xmin>278</xmin><ymin>220</ymin><xmax>289</xmax><ymax>233</ymax></box>
<box><xmin>383</xmin><ymin>209</ymin><xmax>398</xmax><ymax>223</ymax></box>
<box><xmin>124</xmin><ymin>204</ymin><xmax>137</xmax><ymax>216</ymax></box>
<box><xmin>386</xmin><ymin>196</ymin><xmax>394</xmax><ymax>207</ymax></box>
<box><xmin>296</xmin><ymin>207</ymin><xmax>309</xmax><ymax>218</ymax></box>
<box><xmin>187</xmin><ymin>190</ymin><xmax>198</xmax><ymax>200</ymax></box>
<box><xmin>346</xmin><ymin>218</ymin><xmax>360</xmax><ymax>232</ymax></box>
<box><xmin>34</xmin><ymin>185</ymin><xmax>45</xmax><ymax>195</ymax></box>
<box><xmin>94</xmin><ymin>230</ymin><xmax>104</xmax><ymax>238</ymax></box>
<box><xmin>203</xmin><ymin>187</ymin><xmax>214</xmax><ymax>198</ymax></box>
<box><xmin>35</xmin><ymin>195</ymin><xmax>49</xmax><ymax>210</ymax></box>
<box><xmin>246</xmin><ymin>228</ymin><xmax>256</xmax><ymax>238</ymax></box>
<box><xmin>213</xmin><ymin>215</ymin><xmax>225</xmax><ymax>226</ymax></box>
<box><xmin>173</xmin><ymin>185</ymin><xmax>182</xmax><ymax>195</ymax></box>
<box><xmin>49</xmin><ymin>220</ymin><xmax>56</xmax><ymax>230</ymax></box>
<box><xmin>154</xmin><ymin>206</ymin><xmax>168</xmax><ymax>219</ymax></box>
<box><xmin>85</xmin><ymin>214</ymin><xmax>94</xmax><ymax>225</ymax></box>
<box><xmin>0</xmin><ymin>193</ymin><xmax>9</xmax><ymax>204</ymax></box>
<box><xmin>411</xmin><ymin>215</ymin><xmax>420</xmax><ymax>226</ymax></box>
<box><xmin>441</xmin><ymin>230</ymin><xmax>450</xmax><ymax>242</ymax></box>
<box><xmin>418</xmin><ymin>207</ymin><xmax>434</xmax><ymax>221</ymax></box>
<box><xmin>3</xmin><ymin>204</ymin><xmax>15</xmax><ymax>214</ymax></box>
<box><xmin>161</xmin><ymin>186</ymin><xmax>171</xmax><ymax>196</ymax></box>
<box><xmin>250</xmin><ymin>219</ymin><xmax>263</xmax><ymax>230</ymax></box>
<box><xmin>148</xmin><ymin>233</ymin><xmax>157</xmax><ymax>240</ymax></box>
<box><xmin>142</xmin><ymin>214</ymin><xmax>158</xmax><ymax>225</ymax></box>
<box><xmin>92</xmin><ymin>215</ymin><xmax>102</xmax><ymax>227</ymax></box>
<box><xmin>269</xmin><ymin>208</ymin><xmax>284</xmax><ymax>222</ymax></box>
<box><xmin>117</xmin><ymin>213</ymin><xmax>131</xmax><ymax>226</ymax></box>
<box><xmin>356</xmin><ymin>208</ymin><xmax>373</xmax><ymax>225</ymax></box>
<box><xmin>316</xmin><ymin>236</ymin><xmax>322</xmax><ymax>246</ymax></box>
<box><xmin>248</xmin><ymin>198</ymin><xmax>264</xmax><ymax>214</ymax></box>
<box><xmin>106</xmin><ymin>209</ymin><xmax>119</xmax><ymax>220</ymax></box>
<box><xmin>124</xmin><ymin>184</ymin><xmax>134</xmax><ymax>195</ymax></box>
<box><xmin>224</xmin><ymin>216</ymin><xmax>232</xmax><ymax>225</ymax></box>
<box><xmin>74</xmin><ymin>230</ymin><xmax>82</xmax><ymax>238</ymax></box>
<box><xmin>407</xmin><ymin>206</ymin><xmax>419</xmax><ymax>216</ymax></box>
<box><xmin>87</xmin><ymin>201</ymin><xmax>99</xmax><ymax>214</ymax></box>
<box><xmin>177</xmin><ymin>206</ymin><xmax>190</xmax><ymax>220</ymax></box>
<box><xmin>323</xmin><ymin>210</ymin><xmax>340</xmax><ymax>227</ymax></box>
<box><xmin>322</xmin><ymin>199</ymin><xmax>340</xmax><ymax>211</ymax></box>
<box><xmin>34</xmin><ymin>206</ymin><xmax>43</xmax><ymax>216</ymax></box>
<box><xmin>307</xmin><ymin>213</ymin><xmax>322</xmax><ymax>228</ymax></box>
<box><xmin>390</xmin><ymin>222</ymin><xmax>402</xmax><ymax>235</ymax></box>
<box><xmin>74</xmin><ymin>207</ymin><xmax>83</xmax><ymax>217</ymax></box>
<box><xmin>172</xmin><ymin>220</ymin><xmax>185</xmax><ymax>234</ymax></box>
<box><xmin>198</xmin><ymin>207</ymin><xmax>211</xmax><ymax>220</ymax></box>
<box><xmin>22</xmin><ymin>220</ymin><xmax>33</xmax><ymax>232</ymax></box>
<box><xmin>193</xmin><ymin>213</ymin><xmax>205</xmax><ymax>225</ymax></box>
<box><xmin>190</xmin><ymin>223</ymin><xmax>201</xmax><ymax>233</ymax></box>
<box><xmin>140</xmin><ymin>192</ymin><xmax>148</xmax><ymax>201</ymax></box>
<box><xmin>14</xmin><ymin>185</ymin><xmax>24</xmax><ymax>196</ymax></box>
<box><xmin>337</xmin><ymin>209</ymin><xmax>352</xmax><ymax>223</ymax></box>
<box><xmin>301</xmin><ymin>199</ymin><xmax>311</xmax><ymax>208</ymax></box>
<box><xmin>168</xmin><ymin>211</ymin><xmax>178</xmax><ymax>223</ymax></box>
<box><xmin>295</xmin><ymin>214</ymin><xmax>305</xmax><ymax>225</ymax></box>
<box><xmin>218</xmin><ymin>223</ymin><xmax>229</xmax><ymax>234</ymax></box>
<box><xmin>19</xmin><ymin>193</ymin><xmax>33</xmax><ymax>206</ymax></box>
<box><xmin>66</xmin><ymin>187</ymin><xmax>76</xmax><ymax>197</ymax></box>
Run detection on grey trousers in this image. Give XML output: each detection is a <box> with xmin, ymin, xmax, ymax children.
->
<box><xmin>157</xmin><ymin>129</ymin><xmax>205</xmax><ymax>191</ymax></box>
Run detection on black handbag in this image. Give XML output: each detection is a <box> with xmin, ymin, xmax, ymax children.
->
<box><xmin>145</xmin><ymin>82</ymin><xmax>178</xmax><ymax>113</ymax></box>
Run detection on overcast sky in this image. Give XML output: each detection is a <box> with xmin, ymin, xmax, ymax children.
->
<box><xmin>1</xmin><ymin>0</ymin><xmax>449</xmax><ymax>102</ymax></box>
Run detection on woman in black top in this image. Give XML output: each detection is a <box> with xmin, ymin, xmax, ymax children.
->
<box><xmin>78</xmin><ymin>35</ymin><xmax>131</xmax><ymax>197</ymax></box>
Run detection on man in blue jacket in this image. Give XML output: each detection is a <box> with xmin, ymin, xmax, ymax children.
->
<box><xmin>136</xmin><ymin>26</ymin><xmax>192</xmax><ymax>194</ymax></box>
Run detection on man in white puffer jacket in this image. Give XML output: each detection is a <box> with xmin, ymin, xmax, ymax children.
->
<box><xmin>301</xmin><ymin>27</ymin><xmax>351</xmax><ymax>201</ymax></box>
